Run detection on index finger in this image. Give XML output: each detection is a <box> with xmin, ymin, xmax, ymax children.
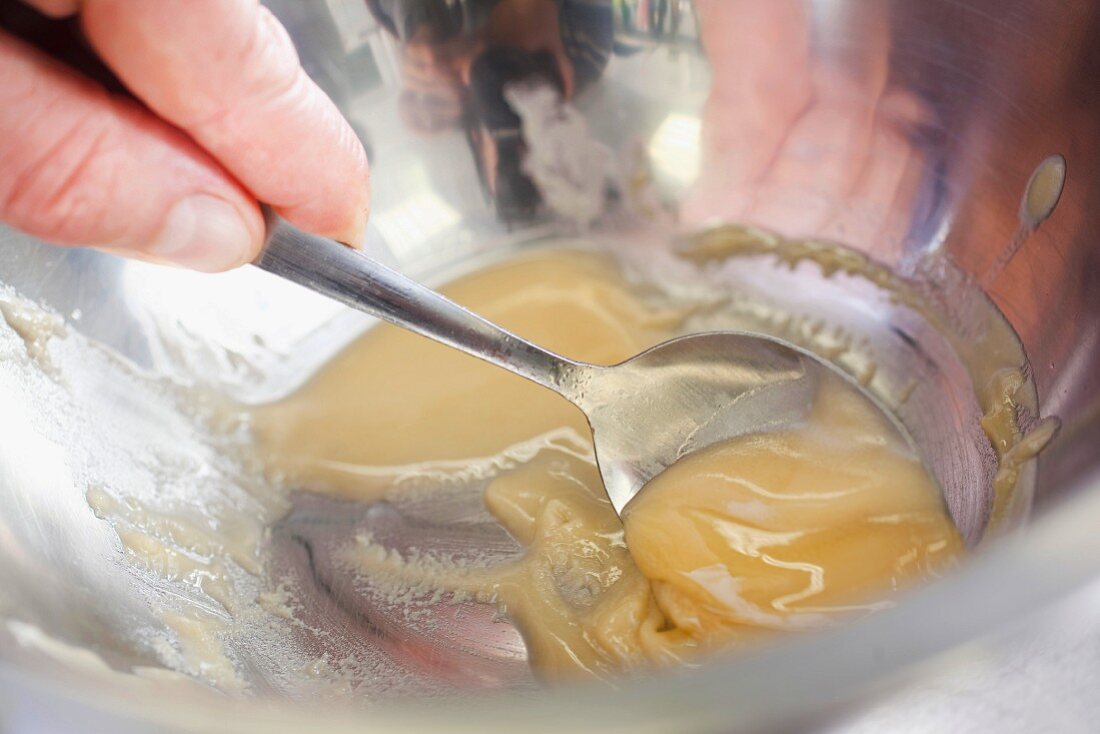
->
<box><xmin>79</xmin><ymin>0</ymin><xmax>370</xmax><ymax>244</ymax></box>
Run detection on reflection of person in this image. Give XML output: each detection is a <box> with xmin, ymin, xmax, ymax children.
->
<box><xmin>0</xmin><ymin>0</ymin><xmax>370</xmax><ymax>272</ymax></box>
<box><xmin>685</xmin><ymin>0</ymin><xmax>930</xmax><ymax>262</ymax></box>
<box><xmin>369</xmin><ymin>0</ymin><xmax>613</xmax><ymax>220</ymax></box>
<box><xmin>370</xmin><ymin>0</ymin><xmax>612</xmax><ymax>129</ymax></box>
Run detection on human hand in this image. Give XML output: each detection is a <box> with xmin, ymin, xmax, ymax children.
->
<box><xmin>0</xmin><ymin>0</ymin><xmax>370</xmax><ymax>272</ymax></box>
<box><xmin>685</xmin><ymin>0</ymin><xmax>930</xmax><ymax>262</ymax></box>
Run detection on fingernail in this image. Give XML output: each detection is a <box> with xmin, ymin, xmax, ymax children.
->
<box><xmin>329</xmin><ymin>194</ymin><xmax>370</xmax><ymax>248</ymax></box>
<box><xmin>335</xmin><ymin>170</ymin><xmax>371</xmax><ymax>248</ymax></box>
<box><xmin>149</xmin><ymin>195</ymin><xmax>255</xmax><ymax>272</ymax></box>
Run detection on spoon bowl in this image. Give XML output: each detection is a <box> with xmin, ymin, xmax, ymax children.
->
<box><xmin>570</xmin><ymin>332</ymin><xmax>818</xmax><ymax>514</ymax></box>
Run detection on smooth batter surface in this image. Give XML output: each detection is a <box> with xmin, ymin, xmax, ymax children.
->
<box><xmin>626</xmin><ymin>378</ymin><xmax>962</xmax><ymax>646</ymax></box>
<box><xmin>254</xmin><ymin>249</ymin><xmax>964</xmax><ymax>680</ymax></box>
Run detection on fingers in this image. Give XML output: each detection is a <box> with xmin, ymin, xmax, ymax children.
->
<box><xmin>0</xmin><ymin>30</ymin><xmax>264</xmax><ymax>271</ymax></box>
<box><xmin>80</xmin><ymin>0</ymin><xmax>370</xmax><ymax>244</ymax></box>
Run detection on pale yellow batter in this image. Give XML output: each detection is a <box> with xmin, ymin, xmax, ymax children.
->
<box><xmin>625</xmin><ymin>378</ymin><xmax>962</xmax><ymax>647</ymax></box>
<box><xmin>253</xmin><ymin>249</ymin><xmax>963</xmax><ymax>681</ymax></box>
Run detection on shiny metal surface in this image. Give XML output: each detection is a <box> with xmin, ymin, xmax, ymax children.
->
<box><xmin>258</xmin><ymin>218</ymin><xmax>580</xmax><ymax>390</ymax></box>
<box><xmin>0</xmin><ymin>0</ymin><xmax>1099</xmax><ymax>732</ymax></box>
<box><xmin>579</xmin><ymin>332</ymin><xmax>819</xmax><ymax>515</ymax></box>
<box><xmin>259</xmin><ymin>217</ymin><xmax>822</xmax><ymax>516</ymax></box>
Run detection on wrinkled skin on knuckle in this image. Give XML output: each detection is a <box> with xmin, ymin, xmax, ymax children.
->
<box><xmin>180</xmin><ymin>4</ymin><xmax>304</xmax><ymax>131</ymax></box>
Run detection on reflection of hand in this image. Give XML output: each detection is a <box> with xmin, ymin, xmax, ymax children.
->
<box><xmin>685</xmin><ymin>0</ymin><xmax>930</xmax><ymax>259</ymax></box>
<box><xmin>0</xmin><ymin>0</ymin><xmax>370</xmax><ymax>271</ymax></box>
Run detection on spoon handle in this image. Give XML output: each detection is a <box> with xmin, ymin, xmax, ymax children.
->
<box><xmin>256</xmin><ymin>218</ymin><xmax>584</xmax><ymax>397</ymax></box>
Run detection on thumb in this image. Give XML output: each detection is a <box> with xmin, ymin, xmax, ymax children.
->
<box><xmin>0</xmin><ymin>30</ymin><xmax>264</xmax><ymax>271</ymax></box>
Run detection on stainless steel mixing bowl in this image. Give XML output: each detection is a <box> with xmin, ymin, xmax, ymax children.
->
<box><xmin>1</xmin><ymin>0</ymin><xmax>1099</xmax><ymax>731</ymax></box>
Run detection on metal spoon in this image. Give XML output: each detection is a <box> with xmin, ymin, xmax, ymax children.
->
<box><xmin>256</xmin><ymin>219</ymin><xmax>823</xmax><ymax>516</ymax></box>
